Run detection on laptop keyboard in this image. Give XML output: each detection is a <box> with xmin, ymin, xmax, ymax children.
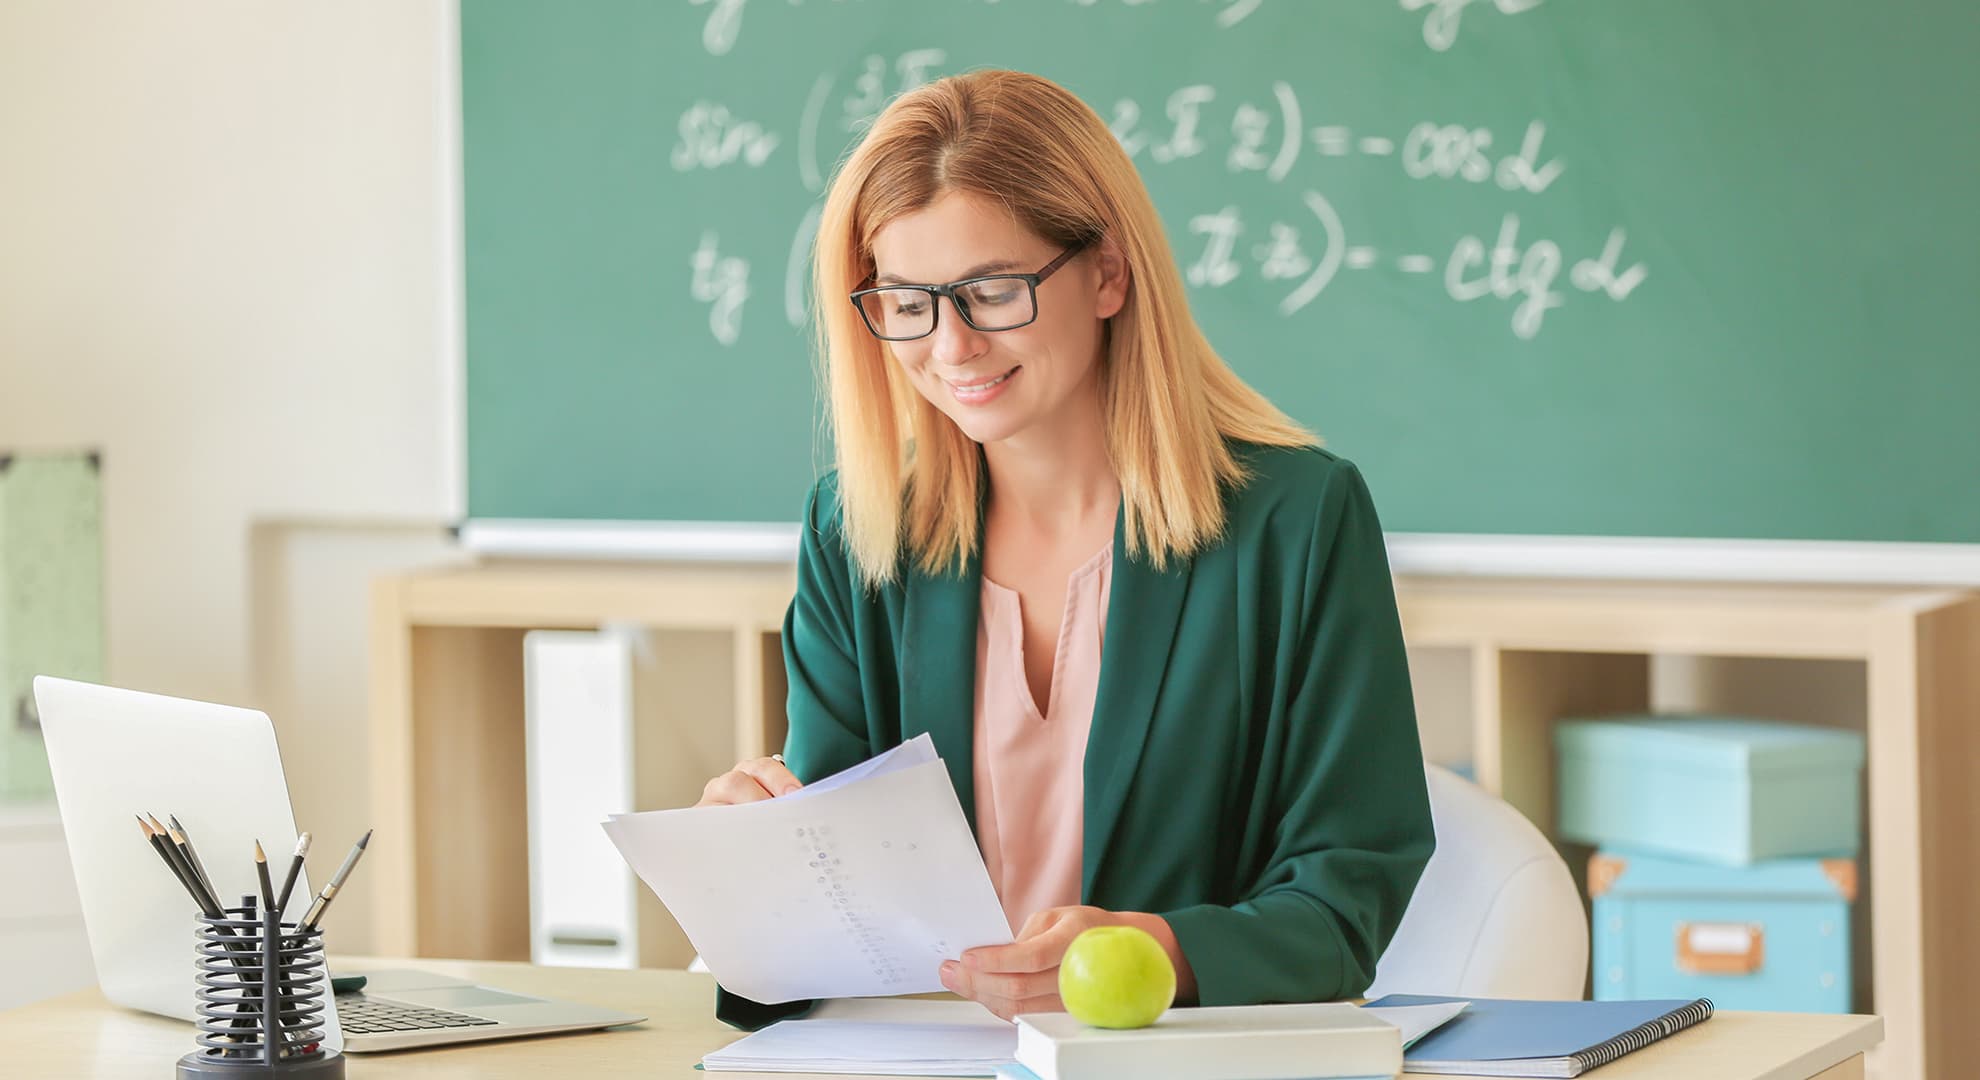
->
<box><xmin>336</xmin><ymin>992</ymin><xmax>500</xmax><ymax>1034</ymax></box>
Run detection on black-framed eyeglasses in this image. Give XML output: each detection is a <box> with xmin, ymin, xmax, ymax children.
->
<box><xmin>849</xmin><ymin>241</ymin><xmax>1088</xmax><ymax>342</ymax></box>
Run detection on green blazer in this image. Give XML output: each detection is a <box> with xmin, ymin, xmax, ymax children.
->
<box><xmin>717</xmin><ymin>443</ymin><xmax>1434</xmax><ymax>1030</ymax></box>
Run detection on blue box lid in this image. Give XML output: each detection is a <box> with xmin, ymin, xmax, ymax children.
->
<box><xmin>1555</xmin><ymin>715</ymin><xmax>1864</xmax><ymax>774</ymax></box>
<box><xmin>1592</xmin><ymin>846</ymin><xmax>1857</xmax><ymax>900</ymax></box>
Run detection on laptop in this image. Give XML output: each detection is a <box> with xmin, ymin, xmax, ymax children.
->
<box><xmin>34</xmin><ymin>676</ymin><xmax>645</xmax><ymax>1052</ymax></box>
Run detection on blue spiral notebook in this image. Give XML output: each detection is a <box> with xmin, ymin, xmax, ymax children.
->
<box><xmin>1361</xmin><ymin>995</ymin><xmax>1714</xmax><ymax>1078</ymax></box>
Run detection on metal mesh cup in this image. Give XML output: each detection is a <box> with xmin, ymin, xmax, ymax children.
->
<box><xmin>178</xmin><ymin>903</ymin><xmax>344</xmax><ymax>1078</ymax></box>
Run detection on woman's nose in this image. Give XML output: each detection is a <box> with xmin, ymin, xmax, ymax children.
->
<box><xmin>929</xmin><ymin>297</ymin><xmax>988</xmax><ymax>366</ymax></box>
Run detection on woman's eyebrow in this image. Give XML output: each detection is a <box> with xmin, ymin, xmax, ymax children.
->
<box><xmin>875</xmin><ymin>258</ymin><xmax>1026</xmax><ymax>285</ymax></box>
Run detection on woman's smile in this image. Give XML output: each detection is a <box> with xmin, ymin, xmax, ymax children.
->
<box><xmin>944</xmin><ymin>365</ymin><xmax>1020</xmax><ymax>405</ymax></box>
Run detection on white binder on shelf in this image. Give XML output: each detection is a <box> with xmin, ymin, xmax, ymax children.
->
<box><xmin>524</xmin><ymin>629</ymin><xmax>638</xmax><ymax>969</ymax></box>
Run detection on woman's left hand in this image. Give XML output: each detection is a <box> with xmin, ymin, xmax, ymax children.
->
<box><xmin>939</xmin><ymin>906</ymin><xmax>1196</xmax><ymax>1022</ymax></box>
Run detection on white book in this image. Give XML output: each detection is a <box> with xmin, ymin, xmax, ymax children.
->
<box><xmin>1014</xmin><ymin>1002</ymin><xmax>1403</xmax><ymax>1080</ymax></box>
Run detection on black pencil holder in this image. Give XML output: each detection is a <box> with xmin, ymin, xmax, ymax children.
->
<box><xmin>177</xmin><ymin>904</ymin><xmax>345</xmax><ymax>1078</ymax></box>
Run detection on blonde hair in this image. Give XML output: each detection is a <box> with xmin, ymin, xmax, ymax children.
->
<box><xmin>813</xmin><ymin>69</ymin><xmax>1316</xmax><ymax>588</ymax></box>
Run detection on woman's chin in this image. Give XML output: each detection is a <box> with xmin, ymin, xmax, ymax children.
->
<box><xmin>935</xmin><ymin>402</ymin><xmax>1023</xmax><ymax>446</ymax></box>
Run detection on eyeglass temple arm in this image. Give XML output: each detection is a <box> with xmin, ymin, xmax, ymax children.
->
<box><xmin>1035</xmin><ymin>239</ymin><xmax>1090</xmax><ymax>283</ymax></box>
<box><xmin>851</xmin><ymin>237</ymin><xmax>1091</xmax><ymax>294</ymax></box>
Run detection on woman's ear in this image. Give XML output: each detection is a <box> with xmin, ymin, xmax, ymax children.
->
<box><xmin>1094</xmin><ymin>239</ymin><xmax>1131</xmax><ymax>320</ymax></box>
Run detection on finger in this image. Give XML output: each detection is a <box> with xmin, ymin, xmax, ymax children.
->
<box><xmin>961</xmin><ymin>966</ymin><xmax>1054</xmax><ymax>1003</ymax></box>
<box><xmin>697</xmin><ymin>769</ymin><xmax>777</xmax><ymax>806</ymax></box>
<box><xmin>980</xmin><ymin>990</ymin><xmax>1064</xmax><ymax>1024</ymax></box>
<box><xmin>1010</xmin><ymin>991</ymin><xmax>1063</xmax><ymax>1020</ymax></box>
<box><xmin>939</xmin><ymin>960</ymin><xmax>969</xmax><ymax>997</ymax></box>
<box><xmin>968</xmin><ymin>910</ymin><xmax>1095</xmax><ymax>974</ymax></box>
<box><xmin>1013</xmin><ymin>907</ymin><xmax>1068</xmax><ymax>942</ymax></box>
<box><xmin>943</xmin><ymin>958</ymin><xmax>1049</xmax><ymax>1002</ymax></box>
<box><xmin>941</xmin><ymin>961</ymin><xmax>1056</xmax><ymax>1021</ymax></box>
<box><xmin>963</xmin><ymin>932</ymin><xmax>1066</xmax><ymax>975</ymax></box>
<box><xmin>736</xmin><ymin>756</ymin><xmax>803</xmax><ymax>797</ymax></box>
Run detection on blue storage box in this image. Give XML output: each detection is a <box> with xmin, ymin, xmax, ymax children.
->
<box><xmin>1590</xmin><ymin>848</ymin><xmax>1854</xmax><ymax>1013</ymax></box>
<box><xmin>1555</xmin><ymin>715</ymin><xmax>1864</xmax><ymax>865</ymax></box>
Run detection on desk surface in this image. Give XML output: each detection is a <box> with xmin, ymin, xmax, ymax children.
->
<box><xmin>0</xmin><ymin>957</ymin><xmax>1883</xmax><ymax>1080</ymax></box>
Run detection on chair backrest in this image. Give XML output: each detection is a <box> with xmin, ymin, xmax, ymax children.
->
<box><xmin>1365</xmin><ymin>763</ymin><xmax>1589</xmax><ymax>1001</ymax></box>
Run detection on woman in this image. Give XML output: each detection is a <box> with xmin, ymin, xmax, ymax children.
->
<box><xmin>697</xmin><ymin>69</ymin><xmax>1434</xmax><ymax>1029</ymax></box>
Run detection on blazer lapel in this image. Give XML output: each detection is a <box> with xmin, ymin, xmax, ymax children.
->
<box><xmin>1082</xmin><ymin>510</ymin><xmax>1192</xmax><ymax>899</ymax></box>
<box><xmin>899</xmin><ymin>543</ymin><xmax>984</xmax><ymax>837</ymax></box>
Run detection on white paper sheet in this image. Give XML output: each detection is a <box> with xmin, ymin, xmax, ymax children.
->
<box><xmin>1364</xmin><ymin>999</ymin><xmax>1471</xmax><ymax>1049</ymax></box>
<box><xmin>704</xmin><ymin>1000</ymin><xmax>1018</xmax><ymax>1076</ymax></box>
<box><xmin>787</xmin><ymin>732</ymin><xmax>940</xmax><ymax>795</ymax></box>
<box><xmin>602</xmin><ymin>735</ymin><xmax>1014</xmax><ymax>1003</ymax></box>
<box><xmin>702</xmin><ymin>1018</ymin><xmax>1019</xmax><ymax>1075</ymax></box>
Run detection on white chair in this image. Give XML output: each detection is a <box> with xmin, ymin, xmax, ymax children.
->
<box><xmin>1365</xmin><ymin>763</ymin><xmax>1589</xmax><ymax>1001</ymax></box>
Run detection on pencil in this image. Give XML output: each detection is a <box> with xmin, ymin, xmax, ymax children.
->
<box><xmin>299</xmin><ymin>828</ymin><xmax>371</xmax><ymax>934</ymax></box>
<box><xmin>170</xmin><ymin>815</ymin><xmax>218</xmax><ymax>902</ymax></box>
<box><xmin>139</xmin><ymin>815</ymin><xmax>202</xmax><ymax>908</ymax></box>
<box><xmin>274</xmin><ymin>833</ymin><xmax>311</xmax><ymax>917</ymax></box>
<box><xmin>150</xmin><ymin>814</ymin><xmax>221</xmax><ymax>915</ymax></box>
<box><xmin>139</xmin><ymin>816</ymin><xmax>255</xmax><ymax>1033</ymax></box>
<box><xmin>254</xmin><ymin>841</ymin><xmax>277</xmax><ymax>913</ymax></box>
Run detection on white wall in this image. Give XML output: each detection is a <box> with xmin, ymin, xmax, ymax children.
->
<box><xmin>0</xmin><ymin>0</ymin><xmax>464</xmax><ymax>982</ymax></box>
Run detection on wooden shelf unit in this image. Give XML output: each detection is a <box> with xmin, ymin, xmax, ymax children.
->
<box><xmin>1394</xmin><ymin>577</ymin><xmax>1979</xmax><ymax>1080</ymax></box>
<box><xmin>369</xmin><ymin>564</ymin><xmax>1977</xmax><ymax>1079</ymax></box>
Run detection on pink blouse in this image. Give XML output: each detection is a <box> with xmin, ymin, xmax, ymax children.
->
<box><xmin>971</xmin><ymin>542</ymin><xmax>1114</xmax><ymax>934</ymax></box>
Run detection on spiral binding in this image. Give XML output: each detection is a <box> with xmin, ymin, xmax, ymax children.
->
<box><xmin>178</xmin><ymin>902</ymin><xmax>344</xmax><ymax>1077</ymax></box>
<box><xmin>1571</xmin><ymin>997</ymin><xmax>1715</xmax><ymax>1072</ymax></box>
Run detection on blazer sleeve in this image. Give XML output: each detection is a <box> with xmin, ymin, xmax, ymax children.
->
<box><xmin>1161</xmin><ymin>460</ymin><xmax>1436</xmax><ymax>1005</ymax></box>
<box><xmin>778</xmin><ymin>476</ymin><xmax>874</xmax><ymax>782</ymax></box>
<box><xmin>715</xmin><ymin>478</ymin><xmax>874</xmax><ymax>1030</ymax></box>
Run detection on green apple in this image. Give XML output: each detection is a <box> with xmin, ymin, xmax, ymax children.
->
<box><xmin>1057</xmin><ymin>926</ymin><xmax>1176</xmax><ymax>1029</ymax></box>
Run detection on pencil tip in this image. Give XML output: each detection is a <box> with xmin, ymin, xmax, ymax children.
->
<box><xmin>358</xmin><ymin>829</ymin><xmax>373</xmax><ymax>848</ymax></box>
<box><xmin>136</xmin><ymin>815</ymin><xmax>152</xmax><ymax>835</ymax></box>
<box><xmin>255</xmin><ymin>840</ymin><xmax>266</xmax><ymax>861</ymax></box>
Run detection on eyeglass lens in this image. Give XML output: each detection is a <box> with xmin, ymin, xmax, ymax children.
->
<box><xmin>857</xmin><ymin>277</ymin><xmax>1036</xmax><ymax>340</ymax></box>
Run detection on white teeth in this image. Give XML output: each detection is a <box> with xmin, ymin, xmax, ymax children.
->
<box><xmin>954</xmin><ymin>370</ymin><xmax>1013</xmax><ymax>392</ymax></box>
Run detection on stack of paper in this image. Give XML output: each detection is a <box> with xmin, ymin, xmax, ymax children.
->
<box><xmin>703</xmin><ymin>997</ymin><xmax>1015</xmax><ymax>1075</ymax></box>
<box><xmin>601</xmin><ymin>734</ymin><xmax>1014</xmax><ymax>1004</ymax></box>
<box><xmin>704</xmin><ymin>1018</ymin><xmax>1016</xmax><ymax>1075</ymax></box>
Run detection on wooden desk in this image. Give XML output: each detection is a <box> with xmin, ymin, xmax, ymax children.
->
<box><xmin>370</xmin><ymin>564</ymin><xmax>1978</xmax><ymax>1077</ymax></box>
<box><xmin>0</xmin><ymin>958</ymin><xmax>1884</xmax><ymax>1079</ymax></box>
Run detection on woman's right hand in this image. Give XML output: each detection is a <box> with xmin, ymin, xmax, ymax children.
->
<box><xmin>694</xmin><ymin>756</ymin><xmax>804</xmax><ymax>807</ymax></box>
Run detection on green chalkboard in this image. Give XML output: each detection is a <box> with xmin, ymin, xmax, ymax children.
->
<box><xmin>462</xmin><ymin>0</ymin><xmax>1980</xmax><ymax>543</ymax></box>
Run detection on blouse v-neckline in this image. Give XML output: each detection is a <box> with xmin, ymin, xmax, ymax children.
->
<box><xmin>979</xmin><ymin>539</ymin><xmax>1114</xmax><ymax>722</ymax></box>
